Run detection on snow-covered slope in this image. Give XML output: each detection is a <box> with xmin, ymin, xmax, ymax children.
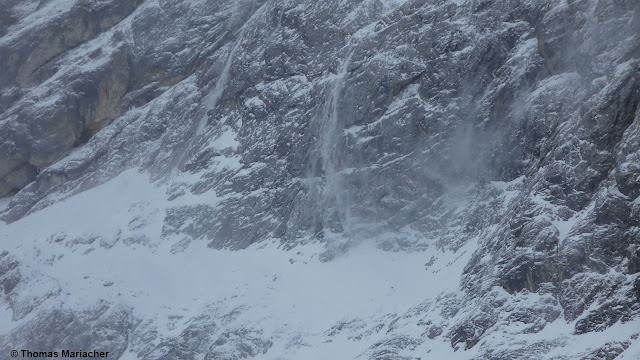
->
<box><xmin>0</xmin><ymin>0</ymin><xmax>639</xmax><ymax>359</ymax></box>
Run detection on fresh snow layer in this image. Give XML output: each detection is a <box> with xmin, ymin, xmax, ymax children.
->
<box><xmin>1</xmin><ymin>169</ymin><xmax>639</xmax><ymax>359</ymax></box>
<box><xmin>0</xmin><ymin>169</ymin><xmax>474</xmax><ymax>357</ymax></box>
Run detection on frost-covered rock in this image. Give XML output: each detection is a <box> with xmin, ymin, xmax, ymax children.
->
<box><xmin>0</xmin><ymin>0</ymin><xmax>639</xmax><ymax>358</ymax></box>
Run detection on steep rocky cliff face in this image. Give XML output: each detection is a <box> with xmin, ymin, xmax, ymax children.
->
<box><xmin>0</xmin><ymin>0</ymin><xmax>639</xmax><ymax>359</ymax></box>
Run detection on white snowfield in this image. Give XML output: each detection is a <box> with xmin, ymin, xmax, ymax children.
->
<box><xmin>1</xmin><ymin>170</ymin><xmax>638</xmax><ymax>359</ymax></box>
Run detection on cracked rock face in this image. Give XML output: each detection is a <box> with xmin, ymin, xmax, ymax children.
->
<box><xmin>0</xmin><ymin>0</ymin><xmax>639</xmax><ymax>359</ymax></box>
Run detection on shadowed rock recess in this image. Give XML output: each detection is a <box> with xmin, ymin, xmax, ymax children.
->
<box><xmin>0</xmin><ymin>0</ymin><xmax>639</xmax><ymax>359</ymax></box>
